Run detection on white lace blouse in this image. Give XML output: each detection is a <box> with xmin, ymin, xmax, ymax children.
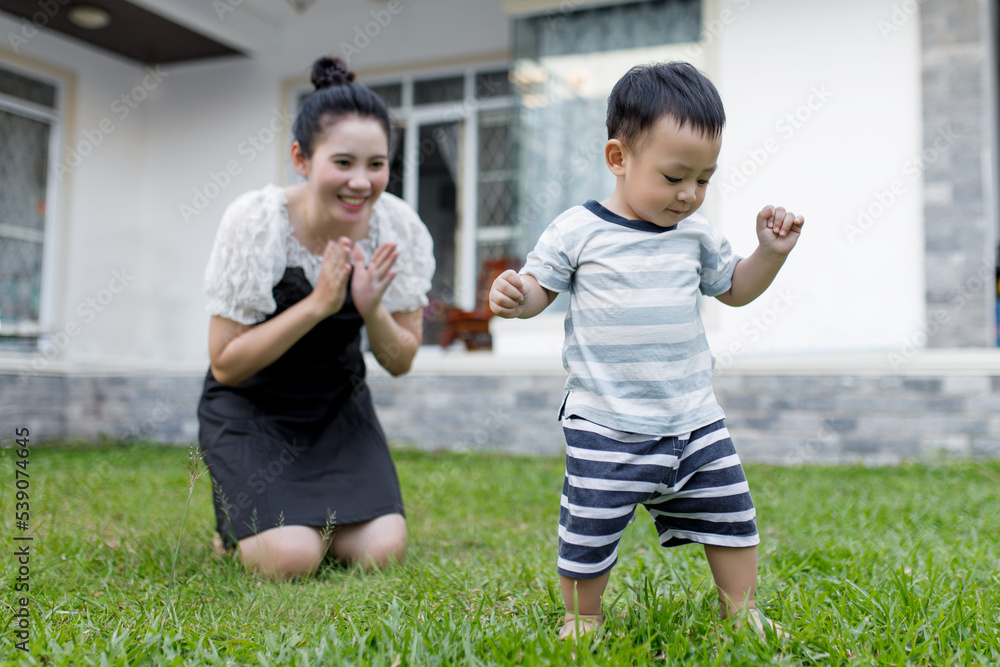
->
<box><xmin>204</xmin><ymin>185</ymin><xmax>435</xmax><ymax>325</ymax></box>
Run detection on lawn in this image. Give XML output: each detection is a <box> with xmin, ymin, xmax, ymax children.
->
<box><xmin>1</xmin><ymin>442</ymin><xmax>999</xmax><ymax>665</ymax></box>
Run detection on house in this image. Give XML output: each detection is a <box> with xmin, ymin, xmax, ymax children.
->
<box><xmin>1</xmin><ymin>0</ymin><xmax>997</xmax><ymax>464</ymax></box>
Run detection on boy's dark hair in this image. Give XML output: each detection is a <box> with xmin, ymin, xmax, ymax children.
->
<box><xmin>293</xmin><ymin>56</ymin><xmax>392</xmax><ymax>158</ymax></box>
<box><xmin>607</xmin><ymin>62</ymin><xmax>725</xmax><ymax>149</ymax></box>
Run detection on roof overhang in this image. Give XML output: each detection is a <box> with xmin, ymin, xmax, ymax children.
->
<box><xmin>0</xmin><ymin>0</ymin><xmax>281</xmax><ymax>64</ymax></box>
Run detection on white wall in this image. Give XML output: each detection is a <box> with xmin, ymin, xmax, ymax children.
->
<box><xmin>0</xmin><ymin>12</ymin><xmax>157</xmax><ymax>370</ymax></box>
<box><xmin>1</xmin><ymin>1</ymin><xmax>510</xmax><ymax>371</ymax></box>
<box><xmin>0</xmin><ymin>0</ymin><xmax>923</xmax><ymax>370</ymax></box>
<box><xmin>706</xmin><ymin>0</ymin><xmax>924</xmax><ymax>359</ymax></box>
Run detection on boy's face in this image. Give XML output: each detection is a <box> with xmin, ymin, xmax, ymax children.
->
<box><xmin>608</xmin><ymin>117</ymin><xmax>721</xmax><ymax>227</ymax></box>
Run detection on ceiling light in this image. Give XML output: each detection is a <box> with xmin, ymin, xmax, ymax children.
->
<box><xmin>284</xmin><ymin>0</ymin><xmax>320</xmax><ymax>12</ymax></box>
<box><xmin>67</xmin><ymin>5</ymin><xmax>112</xmax><ymax>30</ymax></box>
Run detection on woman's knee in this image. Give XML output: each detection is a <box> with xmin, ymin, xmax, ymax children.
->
<box><xmin>332</xmin><ymin>513</ymin><xmax>407</xmax><ymax>570</ymax></box>
<box><xmin>237</xmin><ymin>526</ymin><xmax>327</xmax><ymax>581</ymax></box>
<box><xmin>369</xmin><ymin>517</ymin><xmax>408</xmax><ymax>567</ymax></box>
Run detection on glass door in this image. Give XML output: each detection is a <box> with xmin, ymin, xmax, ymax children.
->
<box><xmin>414</xmin><ymin>120</ymin><xmax>462</xmax><ymax>345</ymax></box>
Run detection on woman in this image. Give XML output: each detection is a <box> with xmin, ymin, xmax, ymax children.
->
<box><xmin>198</xmin><ymin>56</ymin><xmax>434</xmax><ymax>580</ymax></box>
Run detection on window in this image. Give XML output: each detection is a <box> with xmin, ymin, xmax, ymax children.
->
<box><xmin>508</xmin><ymin>0</ymin><xmax>709</xmax><ymax>322</ymax></box>
<box><xmin>510</xmin><ymin>0</ymin><xmax>702</xmax><ymax>258</ymax></box>
<box><xmin>412</xmin><ymin>75</ymin><xmax>464</xmax><ymax>105</ymax></box>
<box><xmin>0</xmin><ymin>62</ymin><xmax>62</xmax><ymax>349</ymax></box>
<box><xmin>476</xmin><ymin>108</ymin><xmax>517</xmax><ymax>259</ymax></box>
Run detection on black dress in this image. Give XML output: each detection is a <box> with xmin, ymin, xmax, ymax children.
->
<box><xmin>198</xmin><ymin>266</ymin><xmax>403</xmax><ymax>549</ymax></box>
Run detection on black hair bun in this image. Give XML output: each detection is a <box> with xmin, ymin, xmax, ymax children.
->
<box><xmin>311</xmin><ymin>56</ymin><xmax>355</xmax><ymax>90</ymax></box>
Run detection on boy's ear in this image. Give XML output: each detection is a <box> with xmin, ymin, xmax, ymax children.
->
<box><xmin>605</xmin><ymin>139</ymin><xmax>627</xmax><ymax>176</ymax></box>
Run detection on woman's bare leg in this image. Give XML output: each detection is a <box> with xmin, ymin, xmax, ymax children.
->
<box><xmin>234</xmin><ymin>513</ymin><xmax>406</xmax><ymax>580</ymax></box>
<box><xmin>238</xmin><ymin>525</ymin><xmax>329</xmax><ymax>581</ymax></box>
<box><xmin>328</xmin><ymin>513</ymin><xmax>407</xmax><ymax>570</ymax></box>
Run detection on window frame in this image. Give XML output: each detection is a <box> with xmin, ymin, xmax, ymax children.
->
<box><xmin>0</xmin><ymin>56</ymin><xmax>67</xmax><ymax>341</ymax></box>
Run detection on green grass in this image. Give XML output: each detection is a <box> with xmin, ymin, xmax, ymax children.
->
<box><xmin>2</xmin><ymin>442</ymin><xmax>999</xmax><ymax>665</ymax></box>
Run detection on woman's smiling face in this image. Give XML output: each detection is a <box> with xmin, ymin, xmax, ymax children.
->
<box><xmin>301</xmin><ymin>113</ymin><xmax>390</xmax><ymax>227</ymax></box>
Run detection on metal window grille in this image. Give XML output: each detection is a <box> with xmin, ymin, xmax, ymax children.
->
<box><xmin>0</xmin><ymin>67</ymin><xmax>56</xmax><ymax>108</ymax></box>
<box><xmin>476</xmin><ymin>110</ymin><xmax>516</xmax><ymax>230</ymax></box>
<box><xmin>475</xmin><ymin>70</ymin><xmax>511</xmax><ymax>100</ymax></box>
<box><xmin>413</xmin><ymin>75</ymin><xmax>464</xmax><ymax>105</ymax></box>
<box><xmin>368</xmin><ymin>83</ymin><xmax>403</xmax><ymax>109</ymax></box>
<box><xmin>0</xmin><ymin>96</ymin><xmax>52</xmax><ymax>328</ymax></box>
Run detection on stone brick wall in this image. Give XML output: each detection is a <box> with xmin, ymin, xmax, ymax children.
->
<box><xmin>4</xmin><ymin>368</ymin><xmax>999</xmax><ymax>466</ymax></box>
<box><xmin>713</xmin><ymin>373</ymin><xmax>1000</xmax><ymax>464</ymax></box>
<box><xmin>373</xmin><ymin>371</ymin><xmax>1000</xmax><ymax>464</ymax></box>
<box><xmin>921</xmin><ymin>0</ymin><xmax>997</xmax><ymax>346</ymax></box>
<box><xmin>368</xmin><ymin>374</ymin><xmax>567</xmax><ymax>455</ymax></box>
<box><xmin>0</xmin><ymin>373</ymin><xmax>203</xmax><ymax>445</ymax></box>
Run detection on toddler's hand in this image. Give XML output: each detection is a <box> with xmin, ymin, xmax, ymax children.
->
<box><xmin>490</xmin><ymin>270</ymin><xmax>530</xmax><ymax>319</ymax></box>
<box><xmin>756</xmin><ymin>205</ymin><xmax>804</xmax><ymax>256</ymax></box>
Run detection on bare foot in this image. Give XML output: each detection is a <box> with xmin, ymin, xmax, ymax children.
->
<box><xmin>740</xmin><ymin>608</ymin><xmax>792</xmax><ymax>641</ymax></box>
<box><xmin>212</xmin><ymin>532</ymin><xmax>235</xmax><ymax>559</ymax></box>
<box><xmin>557</xmin><ymin>613</ymin><xmax>603</xmax><ymax>640</ymax></box>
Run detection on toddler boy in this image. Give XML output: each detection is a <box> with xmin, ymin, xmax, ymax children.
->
<box><xmin>490</xmin><ymin>62</ymin><xmax>803</xmax><ymax>640</ymax></box>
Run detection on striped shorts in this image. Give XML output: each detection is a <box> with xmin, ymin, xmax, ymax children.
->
<box><xmin>558</xmin><ymin>416</ymin><xmax>759</xmax><ymax>579</ymax></box>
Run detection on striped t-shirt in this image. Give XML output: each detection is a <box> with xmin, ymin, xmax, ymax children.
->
<box><xmin>522</xmin><ymin>200</ymin><xmax>740</xmax><ymax>436</ymax></box>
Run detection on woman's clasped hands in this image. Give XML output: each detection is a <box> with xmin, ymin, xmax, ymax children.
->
<box><xmin>309</xmin><ymin>237</ymin><xmax>399</xmax><ymax>320</ymax></box>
